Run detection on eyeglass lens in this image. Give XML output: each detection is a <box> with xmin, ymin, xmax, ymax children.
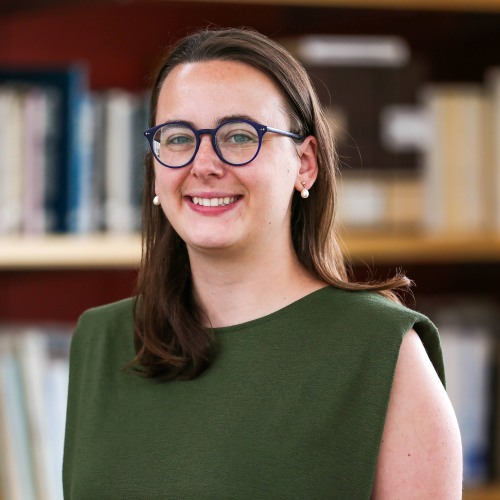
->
<box><xmin>152</xmin><ymin>121</ymin><xmax>260</xmax><ymax>167</ymax></box>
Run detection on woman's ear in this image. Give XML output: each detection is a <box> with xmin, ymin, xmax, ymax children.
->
<box><xmin>294</xmin><ymin>135</ymin><xmax>318</xmax><ymax>194</ymax></box>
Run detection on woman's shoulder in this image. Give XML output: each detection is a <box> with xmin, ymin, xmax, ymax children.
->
<box><xmin>78</xmin><ymin>297</ymin><xmax>135</xmax><ymax>323</ymax></box>
<box><xmin>313</xmin><ymin>286</ymin><xmax>434</xmax><ymax>329</ymax></box>
<box><xmin>71</xmin><ymin>297</ymin><xmax>136</xmax><ymax>361</ymax></box>
<box><xmin>311</xmin><ymin>287</ymin><xmax>444</xmax><ymax>382</ymax></box>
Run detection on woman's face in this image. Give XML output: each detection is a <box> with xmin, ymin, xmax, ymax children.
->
<box><xmin>154</xmin><ymin>59</ymin><xmax>316</xmax><ymax>258</ymax></box>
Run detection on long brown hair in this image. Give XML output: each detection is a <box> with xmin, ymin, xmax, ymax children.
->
<box><xmin>133</xmin><ymin>27</ymin><xmax>410</xmax><ymax>380</ymax></box>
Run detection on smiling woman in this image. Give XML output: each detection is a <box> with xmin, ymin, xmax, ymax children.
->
<box><xmin>63</xmin><ymin>27</ymin><xmax>462</xmax><ymax>499</ymax></box>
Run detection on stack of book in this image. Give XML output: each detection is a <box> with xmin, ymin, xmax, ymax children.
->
<box><xmin>0</xmin><ymin>65</ymin><xmax>149</xmax><ymax>236</ymax></box>
<box><xmin>0</xmin><ymin>326</ymin><xmax>70</xmax><ymax>500</ymax></box>
<box><xmin>421</xmin><ymin>71</ymin><xmax>500</xmax><ymax>235</ymax></box>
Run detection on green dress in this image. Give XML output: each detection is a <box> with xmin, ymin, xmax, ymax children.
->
<box><xmin>63</xmin><ymin>286</ymin><xmax>444</xmax><ymax>499</ymax></box>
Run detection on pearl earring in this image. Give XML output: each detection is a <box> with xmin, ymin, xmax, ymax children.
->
<box><xmin>153</xmin><ymin>195</ymin><xmax>161</xmax><ymax>206</ymax></box>
<box><xmin>300</xmin><ymin>181</ymin><xmax>309</xmax><ymax>199</ymax></box>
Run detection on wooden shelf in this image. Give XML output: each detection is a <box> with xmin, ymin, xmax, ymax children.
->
<box><xmin>4</xmin><ymin>0</ymin><xmax>500</xmax><ymax>16</ymax></box>
<box><xmin>0</xmin><ymin>234</ymin><xmax>142</xmax><ymax>270</ymax></box>
<box><xmin>341</xmin><ymin>232</ymin><xmax>500</xmax><ymax>264</ymax></box>
<box><xmin>1</xmin><ymin>232</ymin><xmax>500</xmax><ymax>269</ymax></box>
<box><xmin>464</xmin><ymin>484</ymin><xmax>500</xmax><ymax>500</ymax></box>
<box><xmin>163</xmin><ymin>0</ymin><xmax>500</xmax><ymax>12</ymax></box>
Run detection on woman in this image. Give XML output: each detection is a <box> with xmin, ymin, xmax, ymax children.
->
<box><xmin>63</xmin><ymin>28</ymin><xmax>462</xmax><ymax>498</ymax></box>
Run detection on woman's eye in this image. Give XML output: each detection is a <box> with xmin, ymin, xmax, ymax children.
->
<box><xmin>218</xmin><ymin>122</ymin><xmax>259</xmax><ymax>145</ymax></box>
<box><xmin>166</xmin><ymin>135</ymin><xmax>194</xmax><ymax>146</ymax></box>
<box><xmin>222</xmin><ymin>129</ymin><xmax>258</xmax><ymax>144</ymax></box>
<box><xmin>228</xmin><ymin>133</ymin><xmax>254</xmax><ymax>143</ymax></box>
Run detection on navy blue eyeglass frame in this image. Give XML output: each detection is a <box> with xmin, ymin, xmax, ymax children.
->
<box><xmin>143</xmin><ymin>118</ymin><xmax>304</xmax><ymax>168</ymax></box>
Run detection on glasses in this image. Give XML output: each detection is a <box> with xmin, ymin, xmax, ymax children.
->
<box><xmin>144</xmin><ymin>119</ymin><xmax>304</xmax><ymax>168</ymax></box>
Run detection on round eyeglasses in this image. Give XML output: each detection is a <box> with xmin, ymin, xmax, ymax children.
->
<box><xmin>144</xmin><ymin>119</ymin><xmax>304</xmax><ymax>168</ymax></box>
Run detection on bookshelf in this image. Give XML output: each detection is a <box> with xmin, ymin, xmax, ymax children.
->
<box><xmin>1</xmin><ymin>232</ymin><xmax>500</xmax><ymax>270</ymax></box>
<box><xmin>464</xmin><ymin>484</ymin><xmax>500</xmax><ymax>500</ymax></box>
<box><xmin>0</xmin><ymin>235</ymin><xmax>142</xmax><ymax>270</ymax></box>
<box><xmin>1</xmin><ymin>0</ymin><xmax>500</xmax><ymax>497</ymax></box>
<box><xmin>342</xmin><ymin>232</ymin><xmax>500</xmax><ymax>264</ymax></box>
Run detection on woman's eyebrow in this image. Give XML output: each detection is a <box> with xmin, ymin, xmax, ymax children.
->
<box><xmin>157</xmin><ymin>114</ymin><xmax>259</xmax><ymax>128</ymax></box>
<box><xmin>214</xmin><ymin>114</ymin><xmax>257</xmax><ymax>126</ymax></box>
<box><xmin>156</xmin><ymin>118</ymin><xmax>196</xmax><ymax>127</ymax></box>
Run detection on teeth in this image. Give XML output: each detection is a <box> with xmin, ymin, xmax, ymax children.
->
<box><xmin>192</xmin><ymin>196</ymin><xmax>237</xmax><ymax>207</ymax></box>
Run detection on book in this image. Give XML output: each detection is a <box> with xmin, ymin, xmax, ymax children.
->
<box><xmin>103</xmin><ymin>89</ymin><xmax>141</xmax><ymax>233</ymax></box>
<box><xmin>130</xmin><ymin>91</ymin><xmax>149</xmax><ymax>232</ymax></box>
<box><xmin>0</xmin><ymin>335</ymin><xmax>22</xmax><ymax>500</ymax></box>
<box><xmin>485</xmin><ymin>67</ymin><xmax>500</xmax><ymax>233</ymax></box>
<box><xmin>0</xmin><ymin>85</ymin><xmax>24</xmax><ymax>235</ymax></box>
<box><xmin>0</xmin><ymin>333</ymin><xmax>37</xmax><ymax>500</ymax></box>
<box><xmin>0</xmin><ymin>82</ymin><xmax>149</xmax><ymax>236</ymax></box>
<box><xmin>337</xmin><ymin>169</ymin><xmax>423</xmax><ymax>231</ymax></box>
<box><xmin>21</xmin><ymin>87</ymin><xmax>51</xmax><ymax>235</ymax></box>
<box><xmin>420</xmin><ymin>85</ymin><xmax>488</xmax><ymax>234</ymax></box>
<box><xmin>12</xmin><ymin>330</ymin><xmax>56</xmax><ymax>500</ymax></box>
<box><xmin>42</xmin><ymin>334</ymin><xmax>70</xmax><ymax>500</ymax></box>
<box><xmin>286</xmin><ymin>35</ymin><xmax>410</xmax><ymax>67</ymax></box>
<box><xmin>281</xmin><ymin>35</ymin><xmax>426</xmax><ymax>174</ymax></box>
<box><xmin>0</xmin><ymin>326</ymin><xmax>70</xmax><ymax>500</ymax></box>
<box><xmin>0</xmin><ymin>65</ymin><xmax>89</xmax><ymax>233</ymax></box>
<box><xmin>441</xmin><ymin>327</ymin><xmax>490</xmax><ymax>485</ymax></box>
<box><xmin>88</xmin><ymin>93</ymin><xmax>107</xmax><ymax>232</ymax></box>
<box><xmin>67</xmin><ymin>94</ymin><xmax>95</xmax><ymax>234</ymax></box>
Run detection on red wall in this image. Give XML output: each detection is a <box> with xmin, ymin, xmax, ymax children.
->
<box><xmin>2</xmin><ymin>2</ymin><xmax>498</xmax><ymax>87</ymax></box>
<box><xmin>0</xmin><ymin>1</ymin><xmax>288</xmax><ymax>90</ymax></box>
<box><xmin>0</xmin><ymin>269</ymin><xmax>138</xmax><ymax>322</ymax></box>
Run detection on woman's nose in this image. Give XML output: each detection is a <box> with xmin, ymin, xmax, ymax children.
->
<box><xmin>190</xmin><ymin>135</ymin><xmax>225</xmax><ymax>177</ymax></box>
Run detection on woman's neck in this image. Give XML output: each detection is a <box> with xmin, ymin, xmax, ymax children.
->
<box><xmin>188</xmin><ymin>242</ymin><xmax>326</xmax><ymax>328</ymax></box>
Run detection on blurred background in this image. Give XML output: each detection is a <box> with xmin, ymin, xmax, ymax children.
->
<box><xmin>0</xmin><ymin>1</ymin><xmax>499</xmax><ymax>498</ymax></box>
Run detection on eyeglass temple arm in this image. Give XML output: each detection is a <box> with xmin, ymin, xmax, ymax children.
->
<box><xmin>266</xmin><ymin>126</ymin><xmax>303</xmax><ymax>140</ymax></box>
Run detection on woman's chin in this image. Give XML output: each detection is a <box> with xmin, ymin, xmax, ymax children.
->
<box><xmin>186</xmin><ymin>238</ymin><xmax>239</xmax><ymax>255</ymax></box>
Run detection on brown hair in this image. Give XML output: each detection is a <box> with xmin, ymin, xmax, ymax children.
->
<box><xmin>133</xmin><ymin>27</ymin><xmax>410</xmax><ymax>380</ymax></box>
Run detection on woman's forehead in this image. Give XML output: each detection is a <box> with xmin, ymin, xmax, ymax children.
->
<box><xmin>160</xmin><ymin>60</ymin><xmax>281</xmax><ymax>97</ymax></box>
<box><xmin>156</xmin><ymin>60</ymin><xmax>290</xmax><ymax>126</ymax></box>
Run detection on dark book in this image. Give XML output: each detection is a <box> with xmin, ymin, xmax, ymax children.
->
<box><xmin>304</xmin><ymin>61</ymin><xmax>427</xmax><ymax>172</ymax></box>
<box><xmin>0</xmin><ymin>65</ymin><xmax>88</xmax><ymax>232</ymax></box>
<box><xmin>282</xmin><ymin>35</ymin><xmax>428</xmax><ymax>172</ymax></box>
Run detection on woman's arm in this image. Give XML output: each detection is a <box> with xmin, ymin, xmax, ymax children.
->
<box><xmin>371</xmin><ymin>329</ymin><xmax>463</xmax><ymax>499</ymax></box>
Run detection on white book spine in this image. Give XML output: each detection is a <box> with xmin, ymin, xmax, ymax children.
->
<box><xmin>104</xmin><ymin>90</ymin><xmax>137</xmax><ymax>234</ymax></box>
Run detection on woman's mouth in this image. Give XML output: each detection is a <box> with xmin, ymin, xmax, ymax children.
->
<box><xmin>190</xmin><ymin>196</ymin><xmax>240</xmax><ymax>207</ymax></box>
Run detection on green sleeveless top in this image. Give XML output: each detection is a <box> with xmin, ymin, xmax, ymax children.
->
<box><xmin>63</xmin><ymin>286</ymin><xmax>444</xmax><ymax>499</ymax></box>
